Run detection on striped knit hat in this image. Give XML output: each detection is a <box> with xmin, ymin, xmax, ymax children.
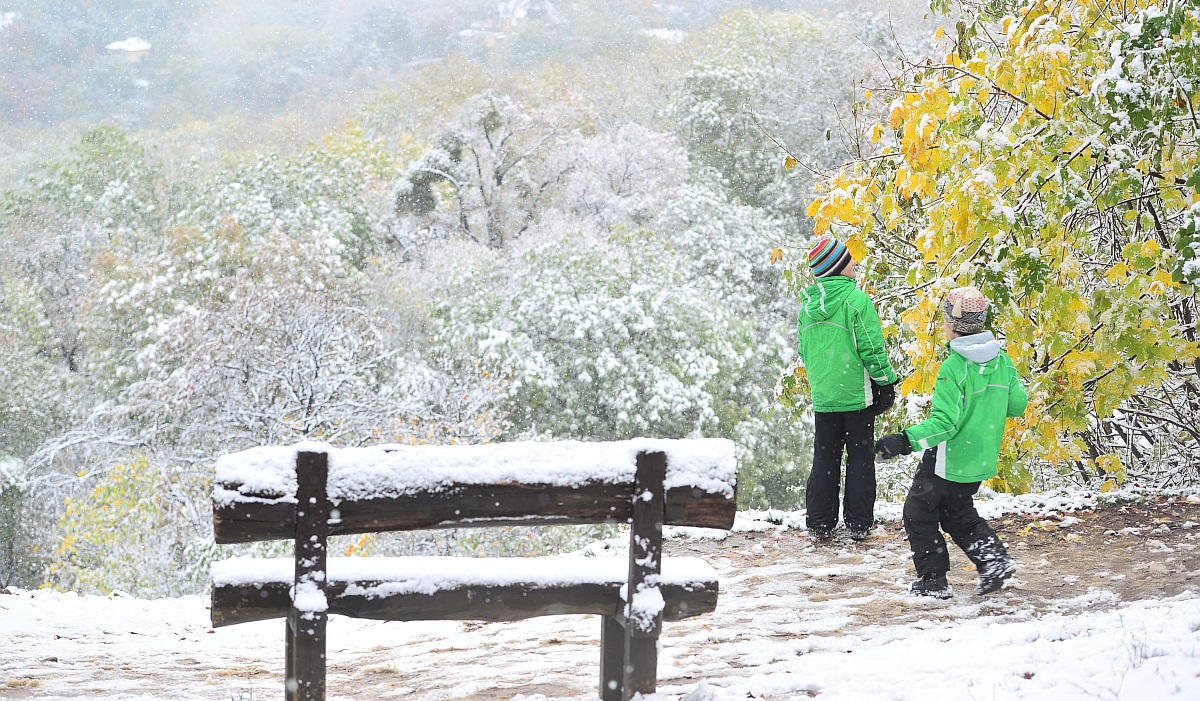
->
<box><xmin>808</xmin><ymin>237</ymin><xmax>853</xmax><ymax>278</ymax></box>
<box><xmin>943</xmin><ymin>286</ymin><xmax>989</xmax><ymax>334</ymax></box>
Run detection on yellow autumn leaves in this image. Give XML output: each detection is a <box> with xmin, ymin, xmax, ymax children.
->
<box><xmin>50</xmin><ymin>456</ymin><xmax>171</xmax><ymax>594</ymax></box>
<box><xmin>805</xmin><ymin>169</ymin><xmax>875</xmax><ymax>235</ymax></box>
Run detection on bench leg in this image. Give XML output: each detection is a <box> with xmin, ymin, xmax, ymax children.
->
<box><xmin>622</xmin><ymin>450</ymin><xmax>664</xmax><ymax>699</ymax></box>
<box><xmin>288</xmin><ymin>607</ymin><xmax>326</xmax><ymax>701</ymax></box>
<box><xmin>289</xmin><ymin>449</ymin><xmax>328</xmax><ymax>701</ymax></box>
<box><xmin>285</xmin><ymin>618</ymin><xmax>295</xmax><ymax>701</ymax></box>
<box><xmin>624</xmin><ymin>633</ymin><xmax>658</xmax><ymax>699</ymax></box>
<box><xmin>601</xmin><ymin>615</ymin><xmax>660</xmax><ymax>701</ymax></box>
<box><xmin>599</xmin><ymin>615</ymin><xmax>624</xmax><ymax>701</ymax></box>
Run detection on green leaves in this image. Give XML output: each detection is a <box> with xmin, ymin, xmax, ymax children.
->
<box><xmin>1173</xmin><ymin>206</ymin><xmax>1200</xmax><ymax>285</ymax></box>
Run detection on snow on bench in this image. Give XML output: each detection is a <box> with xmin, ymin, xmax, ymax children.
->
<box><xmin>208</xmin><ymin>439</ymin><xmax>738</xmax><ymax>701</ymax></box>
<box><xmin>211</xmin><ymin>555</ymin><xmax>720</xmax><ymax>625</ymax></box>
<box><xmin>214</xmin><ymin>438</ymin><xmax>738</xmax><ymax>504</ymax></box>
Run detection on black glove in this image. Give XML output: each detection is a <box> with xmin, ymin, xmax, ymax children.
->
<box><xmin>875</xmin><ymin>432</ymin><xmax>912</xmax><ymax>459</ymax></box>
<box><xmin>870</xmin><ymin>380</ymin><xmax>896</xmax><ymax>416</ymax></box>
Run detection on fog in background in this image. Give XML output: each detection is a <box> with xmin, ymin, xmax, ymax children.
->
<box><xmin>0</xmin><ymin>0</ymin><xmax>933</xmax><ymax>178</ymax></box>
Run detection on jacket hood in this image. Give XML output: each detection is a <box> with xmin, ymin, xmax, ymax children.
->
<box><xmin>800</xmin><ymin>276</ymin><xmax>856</xmax><ymax>321</ymax></box>
<box><xmin>949</xmin><ymin>331</ymin><xmax>1001</xmax><ymax>370</ymax></box>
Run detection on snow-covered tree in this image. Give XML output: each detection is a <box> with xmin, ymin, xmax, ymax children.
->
<box><xmin>432</xmin><ymin>229</ymin><xmax>754</xmax><ymax>440</ymax></box>
<box><xmin>557</xmin><ymin>124</ymin><xmax>690</xmax><ymax>231</ymax></box>
<box><xmin>18</xmin><ymin>126</ymin><xmax>169</xmax><ymax>242</ymax></box>
<box><xmin>176</xmin><ymin>145</ymin><xmax>383</xmax><ymax>269</ymax></box>
<box><xmin>393</xmin><ymin>91</ymin><xmax>572</xmax><ymax>251</ymax></box>
<box><xmin>654</xmin><ymin>174</ymin><xmax>807</xmax><ymax>508</ymax></box>
<box><xmin>669</xmin><ymin>9</ymin><xmax>887</xmax><ymax>224</ymax></box>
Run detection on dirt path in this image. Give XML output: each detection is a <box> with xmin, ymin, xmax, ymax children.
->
<box><xmin>667</xmin><ymin>497</ymin><xmax>1200</xmax><ymax>634</ymax></box>
<box><xmin>334</xmin><ymin>496</ymin><xmax>1200</xmax><ymax>698</ymax></box>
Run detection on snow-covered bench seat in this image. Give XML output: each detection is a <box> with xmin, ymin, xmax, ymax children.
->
<box><xmin>211</xmin><ymin>555</ymin><xmax>720</xmax><ymax>626</ymax></box>
<box><xmin>208</xmin><ymin>439</ymin><xmax>737</xmax><ymax>701</ymax></box>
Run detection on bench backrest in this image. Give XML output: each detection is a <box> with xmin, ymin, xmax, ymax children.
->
<box><xmin>213</xmin><ymin>438</ymin><xmax>738</xmax><ymax>544</ymax></box>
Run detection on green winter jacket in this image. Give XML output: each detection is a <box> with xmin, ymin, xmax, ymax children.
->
<box><xmin>904</xmin><ymin>331</ymin><xmax>1028</xmax><ymax>483</ymax></box>
<box><xmin>797</xmin><ymin>275</ymin><xmax>898</xmax><ymax>413</ymax></box>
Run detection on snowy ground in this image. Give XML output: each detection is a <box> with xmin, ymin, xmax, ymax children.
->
<box><xmin>3</xmin><ymin>491</ymin><xmax>1200</xmax><ymax>701</ymax></box>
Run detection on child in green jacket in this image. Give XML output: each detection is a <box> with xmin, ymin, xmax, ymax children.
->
<box><xmin>797</xmin><ymin>237</ymin><xmax>899</xmax><ymax>541</ymax></box>
<box><xmin>875</xmin><ymin>286</ymin><xmax>1028</xmax><ymax>598</ymax></box>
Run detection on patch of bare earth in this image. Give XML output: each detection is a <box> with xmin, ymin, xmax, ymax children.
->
<box><xmin>672</xmin><ymin>497</ymin><xmax>1200</xmax><ymax>632</ymax></box>
<box><xmin>362</xmin><ymin>498</ymin><xmax>1200</xmax><ymax>698</ymax></box>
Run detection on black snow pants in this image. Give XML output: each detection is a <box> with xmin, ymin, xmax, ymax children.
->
<box><xmin>902</xmin><ymin>449</ymin><xmax>1010</xmax><ymax>577</ymax></box>
<box><xmin>806</xmin><ymin>408</ymin><xmax>876</xmax><ymax>532</ymax></box>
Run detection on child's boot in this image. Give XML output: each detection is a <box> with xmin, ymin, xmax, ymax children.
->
<box><xmin>966</xmin><ymin>532</ymin><xmax>1017</xmax><ymax>595</ymax></box>
<box><xmin>976</xmin><ymin>557</ymin><xmax>1017</xmax><ymax>595</ymax></box>
<box><xmin>847</xmin><ymin>526</ymin><xmax>871</xmax><ymax>541</ymax></box>
<box><xmin>808</xmin><ymin>526</ymin><xmax>834</xmax><ymax>542</ymax></box>
<box><xmin>909</xmin><ymin>573</ymin><xmax>952</xmax><ymax>599</ymax></box>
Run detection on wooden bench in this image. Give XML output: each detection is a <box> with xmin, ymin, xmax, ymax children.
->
<box><xmin>209</xmin><ymin>438</ymin><xmax>738</xmax><ymax>701</ymax></box>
